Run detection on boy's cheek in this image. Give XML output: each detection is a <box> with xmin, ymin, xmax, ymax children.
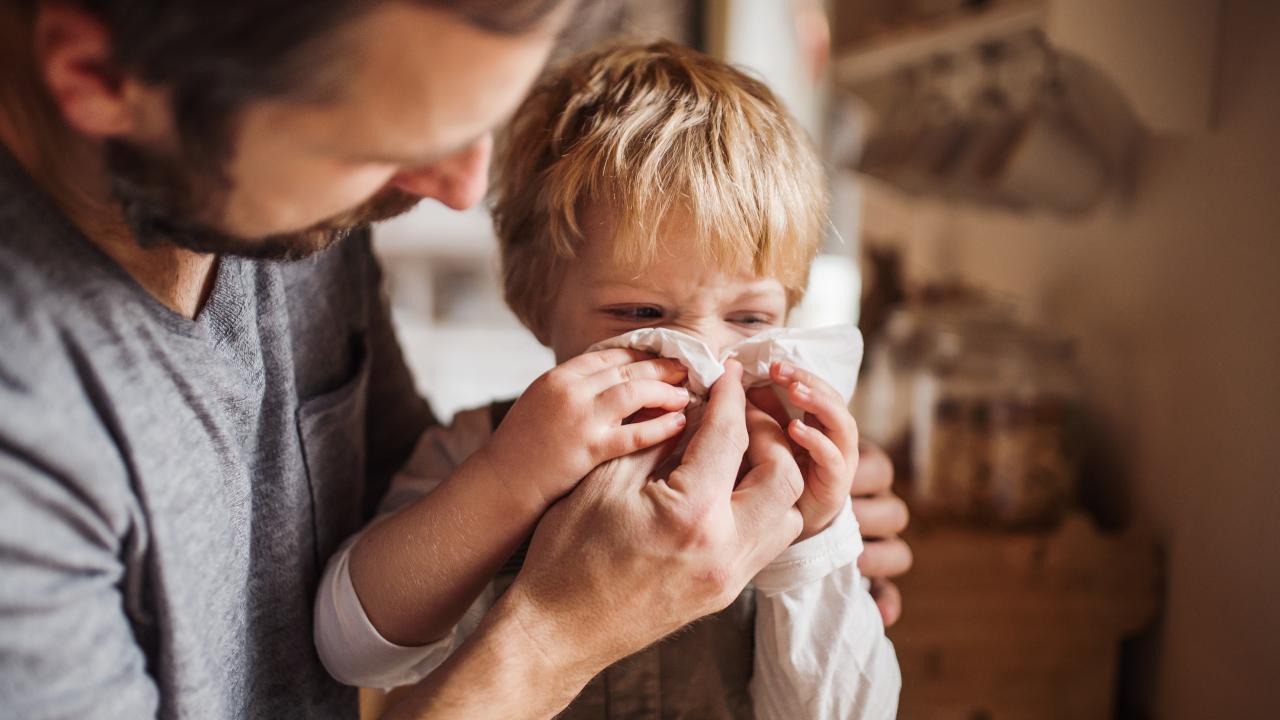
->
<box><xmin>549</xmin><ymin>314</ymin><xmax>614</xmax><ymax>363</ymax></box>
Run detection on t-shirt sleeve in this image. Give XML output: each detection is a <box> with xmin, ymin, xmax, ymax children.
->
<box><xmin>0</xmin><ymin>450</ymin><xmax>160</xmax><ymax>718</ymax></box>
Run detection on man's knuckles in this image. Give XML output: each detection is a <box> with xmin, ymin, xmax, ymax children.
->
<box><xmin>693</xmin><ymin>562</ymin><xmax>742</xmax><ymax>613</ymax></box>
<box><xmin>656</xmin><ymin>496</ymin><xmax>722</xmax><ymax>547</ymax></box>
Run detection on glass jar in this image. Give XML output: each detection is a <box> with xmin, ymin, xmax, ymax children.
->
<box><xmin>980</xmin><ymin>332</ymin><xmax>1082</xmax><ymax>529</ymax></box>
<box><xmin>905</xmin><ymin>311</ymin><xmax>1082</xmax><ymax>529</ymax></box>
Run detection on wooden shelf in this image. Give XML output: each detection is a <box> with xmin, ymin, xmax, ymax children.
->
<box><xmin>834</xmin><ymin>1</ymin><xmax>1047</xmax><ymax>86</ymax></box>
<box><xmin>888</xmin><ymin>514</ymin><xmax>1161</xmax><ymax>718</ymax></box>
<box><xmin>833</xmin><ymin>0</ymin><xmax>1221</xmax><ymax>134</ymax></box>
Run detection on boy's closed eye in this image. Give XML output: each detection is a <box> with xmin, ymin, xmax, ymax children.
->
<box><xmin>728</xmin><ymin>313</ymin><xmax>775</xmax><ymax>327</ymax></box>
<box><xmin>602</xmin><ymin>305</ymin><xmax>664</xmax><ymax>322</ymax></box>
<box><xmin>600</xmin><ymin>305</ymin><xmax>779</xmax><ymax>329</ymax></box>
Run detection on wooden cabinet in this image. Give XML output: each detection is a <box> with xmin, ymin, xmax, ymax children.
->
<box><xmin>888</xmin><ymin>514</ymin><xmax>1161</xmax><ymax>719</ymax></box>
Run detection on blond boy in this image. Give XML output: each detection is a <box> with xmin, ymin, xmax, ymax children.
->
<box><xmin>314</xmin><ymin>41</ymin><xmax>900</xmax><ymax>718</ymax></box>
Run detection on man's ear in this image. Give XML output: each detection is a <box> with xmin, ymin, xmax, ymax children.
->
<box><xmin>34</xmin><ymin>3</ymin><xmax>135</xmax><ymax>138</ymax></box>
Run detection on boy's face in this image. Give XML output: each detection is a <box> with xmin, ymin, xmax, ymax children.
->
<box><xmin>545</xmin><ymin>203</ymin><xmax>790</xmax><ymax>364</ymax></box>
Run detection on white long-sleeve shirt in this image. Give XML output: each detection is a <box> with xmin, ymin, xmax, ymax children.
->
<box><xmin>314</xmin><ymin>406</ymin><xmax>900</xmax><ymax>718</ymax></box>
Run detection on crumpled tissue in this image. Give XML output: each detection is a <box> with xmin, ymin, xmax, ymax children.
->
<box><xmin>587</xmin><ymin>325</ymin><xmax>864</xmax><ymax>406</ymax></box>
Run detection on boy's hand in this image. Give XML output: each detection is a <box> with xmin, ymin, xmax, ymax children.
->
<box><xmin>749</xmin><ymin>361</ymin><xmax>860</xmax><ymax>540</ymax></box>
<box><xmin>480</xmin><ymin>348</ymin><xmax>691</xmax><ymax>509</ymax></box>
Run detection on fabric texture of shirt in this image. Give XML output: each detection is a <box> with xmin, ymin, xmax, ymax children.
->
<box><xmin>0</xmin><ymin>147</ymin><xmax>434</xmax><ymax>719</ymax></box>
<box><xmin>315</xmin><ymin>404</ymin><xmax>901</xmax><ymax>719</ymax></box>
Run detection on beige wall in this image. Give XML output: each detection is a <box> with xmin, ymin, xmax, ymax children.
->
<box><xmin>866</xmin><ymin>0</ymin><xmax>1280</xmax><ymax>715</ymax></box>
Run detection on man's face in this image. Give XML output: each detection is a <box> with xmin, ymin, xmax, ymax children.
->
<box><xmin>110</xmin><ymin>3</ymin><xmax>561</xmax><ymax>259</ymax></box>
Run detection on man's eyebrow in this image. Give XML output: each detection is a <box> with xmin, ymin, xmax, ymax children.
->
<box><xmin>360</xmin><ymin>130</ymin><xmax>489</xmax><ymax>166</ymax></box>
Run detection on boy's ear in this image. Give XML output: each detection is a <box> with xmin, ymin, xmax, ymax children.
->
<box><xmin>34</xmin><ymin>3</ymin><xmax>156</xmax><ymax>140</ymax></box>
<box><xmin>529</xmin><ymin>315</ymin><xmax>552</xmax><ymax>348</ymax></box>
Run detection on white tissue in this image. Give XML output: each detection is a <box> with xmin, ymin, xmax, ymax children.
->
<box><xmin>587</xmin><ymin>325</ymin><xmax>864</xmax><ymax>403</ymax></box>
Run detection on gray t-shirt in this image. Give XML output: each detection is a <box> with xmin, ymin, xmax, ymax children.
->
<box><xmin>0</xmin><ymin>147</ymin><xmax>434</xmax><ymax>719</ymax></box>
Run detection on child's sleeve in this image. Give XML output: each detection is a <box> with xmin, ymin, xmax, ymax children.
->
<box><xmin>313</xmin><ymin>407</ymin><xmax>497</xmax><ymax>689</ymax></box>
<box><xmin>749</xmin><ymin>499</ymin><xmax>902</xmax><ymax>720</ymax></box>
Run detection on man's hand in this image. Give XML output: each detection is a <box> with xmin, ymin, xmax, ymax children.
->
<box><xmin>851</xmin><ymin>440</ymin><xmax>912</xmax><ymax>627</ymax></box>
<box><xmin>501</xmin><ymin>359</ymin><xmax>804</xmax><ymax>680</ymax></box>
<box><xmin>479</xmin><ymin>348</ymin><xmax>691</xmax><ymax>509</ymax></box>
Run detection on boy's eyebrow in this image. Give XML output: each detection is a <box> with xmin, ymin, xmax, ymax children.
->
<box><xmin>588</xmin><ymin>277</ymin><xmax>786</xmax><ymax>300</ymax></box>
<box><xmin>733</xmin><ymin>284</ymin><xmax>785</xmax><ymax>297</ymax></box>
<box><xmin>587</xmin><ymin>277</ymin><xmax>657</xmax><ymax>290</ymax></box>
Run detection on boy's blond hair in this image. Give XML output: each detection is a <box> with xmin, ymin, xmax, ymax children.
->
<box><xmin>491</xmin><ymin>40</ymin><xmax>829</xmax><ymax>339</ymax></box>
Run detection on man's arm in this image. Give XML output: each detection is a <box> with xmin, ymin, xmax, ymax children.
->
<box><xmin>380</xmin><ymin>593</ymin><xmax>596</xmax><ymax>719</ymax></box>
<box><xmin>0</xmin><ymin>451</ymin><xmax>160</xmax><ymax>718</ymax></box>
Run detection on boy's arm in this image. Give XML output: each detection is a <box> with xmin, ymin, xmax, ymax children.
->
<box><xmin>346</xmin><ymin>443</ymin><xmax>545</xmax><ymax>646</ymax></box>
<box><xmin>317</xmin><ymin>404</ymin><xmax>542</xmax><ymax>650</ymax></box>
<box><xmin>314</xmin><ymin>525</ymin><xmax>498</xmax><ymax>688</ymax></box>
<box><xmin>313</xmin><ymin>407</ymin><xmax>532</xmax><ymax>687</ymax></box>
<box><xmin>750</xmin><ymin>500</ymin><xmax>902</xmax><ymax>720</ymax></box>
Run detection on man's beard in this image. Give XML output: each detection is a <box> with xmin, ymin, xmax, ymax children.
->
<box><xmin>105</xmin><ymin>140</ymin><xmax>423</xmax><ymax>261</ymax></box>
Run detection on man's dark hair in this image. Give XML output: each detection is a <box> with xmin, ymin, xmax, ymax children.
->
<box><xmin>34</xmin><ymin>0</ymin><xmax>568</xmax><ymax>163</ymax></box>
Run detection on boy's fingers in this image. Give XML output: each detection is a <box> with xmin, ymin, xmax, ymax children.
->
<box><xmin>599</xmin><ymin>379</ymin><xmax>690</xmax><ymax>418</ymax></box>
<box><xmin>789</xmin><ymin>420</ymin><xmax>850</xmax><ymax>528</ymax></box>
<box><xmin>785</xmin><ymin>379</ymin><xmax>858</xmax><ymax>450</ymax></box>
<box><xmin>789</xmin><ymin>418</ymin><xmax>846</xmax><ymax>480</ymax></box>
<box><xmin>666</xmin><ymin>361</ymin><xmax>747</xmax><ymax>498</ymax></box>
<box><xmin>608</xmin><ymin>411</ymin><xmax>688</xmax><ymax>456</ymax></box>
<box><xmin>772</xmin><ymin>362</ymin><xmax>845</xmax><ymax>409</ymax></box>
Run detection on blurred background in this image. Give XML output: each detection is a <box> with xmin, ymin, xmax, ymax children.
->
<box><xmin>371</xmin><ymin>1</ymin><xmax>1279</xmax><ymax>717</ymax></box>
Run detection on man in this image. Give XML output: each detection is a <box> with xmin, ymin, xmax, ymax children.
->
<box><xmin>0</xmin><ymin>1</ymin><xmax>912</xmax><ymax>718</ymax></box>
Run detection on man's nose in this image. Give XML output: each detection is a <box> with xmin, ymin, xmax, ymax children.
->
<box><xmin>388</xmin><ymin>134</ymin><xmax>492</xmax><ymax>211</ymax></box>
